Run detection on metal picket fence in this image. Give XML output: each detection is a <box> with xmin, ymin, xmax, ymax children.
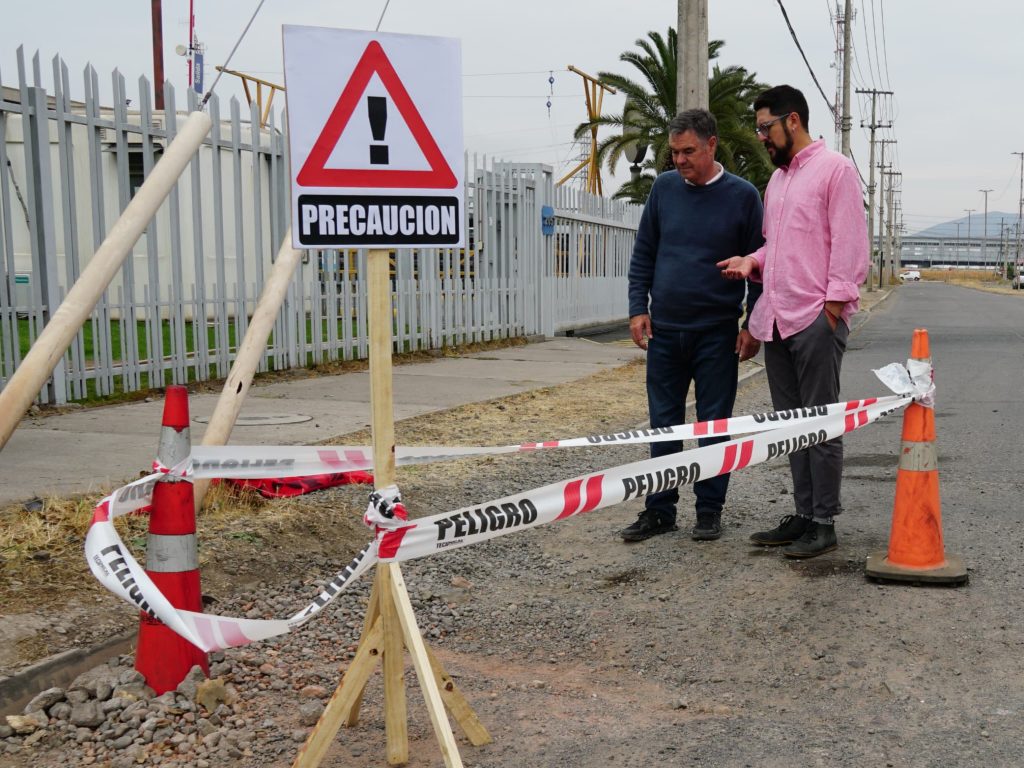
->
<box><xmin>0</xmin><ymin>49</ymin><xmax>640</xmax><ymax>405</ymax></box>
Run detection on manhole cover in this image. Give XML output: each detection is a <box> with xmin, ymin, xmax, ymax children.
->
<box><xmin>193</xmin><ymin>414</ymin><xmax>312</xmax><ymax>426</ymax></box>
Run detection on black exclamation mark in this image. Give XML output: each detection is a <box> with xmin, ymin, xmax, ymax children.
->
<box><xmin>368</xmin><ymin>96</ymin><xmax>388</xmax><ymax>165</ymax></box>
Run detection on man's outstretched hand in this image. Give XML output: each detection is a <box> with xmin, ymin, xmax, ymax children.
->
<box><xmin>717</xmin><ymin>255</ymin><xmax>757</xmax><ymax>280</ymax></box>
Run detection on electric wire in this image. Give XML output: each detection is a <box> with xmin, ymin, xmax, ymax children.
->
<box><xmin>774</xmin><ymin>0</ymin><xmax>836</xmax><ymax>119</ymax></box>
<box><xmin>870</xmin><ymin>0</ymin><xmax>888</xmax><ymax>90</ymax></box>
<box><xmin>375</xmin><ymin>0</ymin><xmax>392</xmax><ymax>31</ymax></box>
<box><xmin>857</xmin><ymin>0</ymin><xmax>877</xmax><ymax>89</ymax></box>
<box><xmin>200</xmin><ymin>0</ymin><xmax>267</xmax><ymax>108</ymax></box>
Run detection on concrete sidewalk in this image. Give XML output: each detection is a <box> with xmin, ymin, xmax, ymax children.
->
<box><xmin>0</xmin><ymin>338</ymin><xmax>644</xmax><ymax>505</ymax></box>
<box><xmin>0</xmin><ymin>286</ymin><xmax>893</xmax><ymax>506</ymax></box>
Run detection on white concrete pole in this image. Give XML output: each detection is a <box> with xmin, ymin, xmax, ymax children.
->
<box><xmin>192</xmin><ymin>228</ymin><xmax>303</xmax><ymax>510</ymax></box>
<box><xmin>841</xmin><ymin>0</ymin><xmax>853</xmax><ymax>158</ymax></box>
<box><xmin>677</xmin><ymin>0</ymin><xmax>709</xmax><ymax>112</ymax></box>
<box><xmin>0</xmin><ymin>111</ymin><xmax>212</xmax><ymax>452</ymax></box>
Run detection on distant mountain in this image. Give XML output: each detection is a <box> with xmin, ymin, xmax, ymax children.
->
<box><xmin>912</xmin><ymin>212</ymin><xmax>1021</xmax><ymax>239</ymax></box>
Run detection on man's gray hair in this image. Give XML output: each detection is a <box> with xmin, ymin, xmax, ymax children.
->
<box><xmin>668</xmin><ymin>109</ymin><xmax>718</xmax><ymax>142</ymax></box>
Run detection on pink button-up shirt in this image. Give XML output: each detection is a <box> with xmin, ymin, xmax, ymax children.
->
<box><xmin>746</xmin><ymin>140</ymin><xmax>868</xmax><ymax>341</ymax></box>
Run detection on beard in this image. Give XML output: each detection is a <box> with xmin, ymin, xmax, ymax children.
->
<box><xmin>767</xmin><ymin>124</ymin><xmax>795</xmax><ymax>167</ymax></box>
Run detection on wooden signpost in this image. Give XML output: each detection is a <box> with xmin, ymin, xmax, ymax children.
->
<box><xmin>283</xmin><ymin>27</ymin><xmax>483</xmax><ymax>766</ymax></box>
<box><xmin>292</xmin><ymin>251</ymin><xmax>489</xmax><ymax>768</ymax></box>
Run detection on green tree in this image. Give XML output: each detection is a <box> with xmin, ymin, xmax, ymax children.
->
<box><xmin>574</xmin><ymin>29</ymin><xmax>773</xmax><ymax>204</ymax></box>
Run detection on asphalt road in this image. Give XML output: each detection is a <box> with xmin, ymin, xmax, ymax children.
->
<box><xmin>841</xmin><ymin>281</ymin><xmax>1024</xmax><ymax>511</ymax></box>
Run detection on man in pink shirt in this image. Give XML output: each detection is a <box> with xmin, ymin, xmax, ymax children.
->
<box><xmin>717</xmin><ymin>85</ymin><xmax>868</xmax><ymax>558</ymax></box>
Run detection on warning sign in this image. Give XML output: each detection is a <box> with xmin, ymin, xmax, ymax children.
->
<box><xmin>283</xmin><ymin>27</ymin><xmax>464</xmax><ymax>248</ymax></box>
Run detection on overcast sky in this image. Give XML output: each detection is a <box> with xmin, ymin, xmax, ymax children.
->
<box><xmin>3</xmin><ymin>1</ymin><xmax>1023</xmax><ymax>236</ymax></box>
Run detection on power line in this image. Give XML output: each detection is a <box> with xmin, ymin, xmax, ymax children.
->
<box><xmin>878</xmin><ymin>0</ymin><xmax>893</xmax><ymax>90</ymax></box>
<box><xmin>858</xmin><ymin>0</ymin><xmax>878</xmax><ymax>88</ymax></box>
<box><xmin>374</xmin><ymin>0</ymin><xmax>392</xmax><ymax>31</ymax></box>
<box><xmin>774</xmin><ymin>0</ymin><xmax>836</xmax><ymax>119</ymax></box>
<box><xmin>869</xmin><ymin>0</ymin><xmax>886</xmax><ymax>89</ymax></box>
<box><xmin>463</xmin><ymin>94</ymin><xmax>577</xmax><ymax>99</ymax></box>
<box><xmin>464</xmin><ymin>69</ymin><xmax>569</xmax><ymax>77</ymax></box>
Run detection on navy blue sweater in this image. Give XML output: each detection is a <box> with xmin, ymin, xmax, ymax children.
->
<box><xmin>628</xmin><ymin>168</ymin><xmax>764</xmax><ymax>330</ymax></box>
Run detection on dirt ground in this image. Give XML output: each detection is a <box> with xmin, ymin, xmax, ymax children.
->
<box><xmin>3</xmin><ymin>330</ymin><xmax>1019</xmax><ymax>766</ymax></box>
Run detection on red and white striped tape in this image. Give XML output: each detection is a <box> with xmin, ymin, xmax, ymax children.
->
<box><xmin>179</xmin><ymin>396</ymin><xmax>905</xmax><ymax>479</ymax></box>
<box><xmin>85</xmin><ymin>393</ymin><xmax>907</xmax><ymax>653</ymax></box>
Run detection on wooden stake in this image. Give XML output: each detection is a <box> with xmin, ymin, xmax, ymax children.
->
<box><xmin>293</xmin><ymin>249</ymin><xmax>484</xmax><ymax>767</ymax></box>
<box><xmin>426</xmin><ymin>645</ymin><xmax>492</xmax><ymax>747</ymax></box>
<box><xmin>343</xmin><ymin>576</ymin><xmax>381</xmax><ymax>726</ymax></box>
<box><xmin>388</xmin><ymin>565</ymin><xmax>463</xmax><ymax>768</ymax></box>
<box><xmin>379</xmin><ymin>564</ymin><xmax>409</xmax><ymax>764</ymax></box>
<box><xmin>290</xmin><ymin>618</ymin><xmax>385</xmax><ymax>767</ymax></box>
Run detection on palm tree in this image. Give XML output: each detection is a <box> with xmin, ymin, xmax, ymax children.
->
<box><xmin>574</xmin><ymin>29</ymin><xmax>773</xmax><ymax>204</ymax></box>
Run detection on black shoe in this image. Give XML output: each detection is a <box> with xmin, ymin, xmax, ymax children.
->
<box><xmin>691</xmin><ymin>511</ymin><xmax>722</xmax><ymax>541</ymax></box>
<box><xmin>782</xmin><ymin>521</ymin><xmax>838</xmax><ymax>558</ymax></box>
<box><xmin>620</xmin><ymin>510</ymin><xmax>677</xmax><ymax>542</ymax></box>
<box><xmin>749</xmin><ymin>514</ymin><xmax>810</xmax><ymax>546</ymax></box>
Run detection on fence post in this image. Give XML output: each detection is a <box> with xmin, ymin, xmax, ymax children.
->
<box><xmin>0</xmin><ymin>111</ymin><xmax>212</xmax><ymax>452</ymax></box>
<box><xmin>26</xmin><ymin>86</ymin><xmax>66</xmax><ymax>404</ymax></box>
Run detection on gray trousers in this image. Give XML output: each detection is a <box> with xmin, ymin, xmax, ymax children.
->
<box><xmin>763</xmin><ymin>310</ymin><xmax>849</xmax><ymax>521</ymax></box>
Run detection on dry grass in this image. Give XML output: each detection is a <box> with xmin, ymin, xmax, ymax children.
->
<box><xmin>909</xmin><ymin>268</ymin><xmax>1020</xmax><ymax>295</ymax></box>
<box><xmin>0</xmin><ymin>354</ymin><xmax>649</xmax><ymax>619</ymax></box>
<box><xmin>918</xmin><ymin>268</ymin><xmax>1002</xmax><ymax>283</ymax></box>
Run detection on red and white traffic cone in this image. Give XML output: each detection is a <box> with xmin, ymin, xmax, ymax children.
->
<box><xmin>135</xmin><ymin>385</ymin><xmax>209</xmax><ymax>693</ymax></box>
<box><xmin>865</xmin><ymin>329</ymin><xmax>967</xmax><ymax>584</ymax></box>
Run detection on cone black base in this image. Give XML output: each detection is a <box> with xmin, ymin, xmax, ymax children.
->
<box><xmin>865</xmin><ymin>551</ymin><xmax>968</xmax><ymax>585</ymax></box>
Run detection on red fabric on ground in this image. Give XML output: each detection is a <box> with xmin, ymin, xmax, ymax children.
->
<box><xmin>227</xmin><ymin>471</ymin><xmax>374</xmax><ymax>498</ymax></box>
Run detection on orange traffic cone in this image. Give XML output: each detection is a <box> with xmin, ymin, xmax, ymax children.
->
<box><xmin>865</xmin><ymin>329</ymin><xmax>967</xmax><ymax>584</ymax></box>
<box><xmin>135</xmin><ymin>386</ymin><xmax>209</xmax><ymax>692</ymax></box>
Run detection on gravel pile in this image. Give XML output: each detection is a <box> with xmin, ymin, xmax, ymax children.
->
<box><xmin>1</xmin><ymin>434</ymin><xmax>658</xmax><ymax>767</ymax></box>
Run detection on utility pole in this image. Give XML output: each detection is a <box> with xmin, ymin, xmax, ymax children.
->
<box><xmin>857</xmin><ymin>88</ymin><xmax>893</xmax><ymax>290</ymax></box>
<box><xmin>876</xmin><ymin>158</ymin><xmax>890</xmax><ymax>286</ymax></box>
<box><xmin>955</xmin><ymin>223</ymin><xmax>961</xmax><ymax>270</ymax></box>
<box><xmin>877</xmin><ymin>139</ymin><xmax>896</xmax><ymax>286</ymax></box>
<box><xmin>151</xmin><ymin>0</ymin><xmax>165</xmax><ymax>111</ymax></box>
<box><xmin>963</xmin><ymin>208</ymin><xmax>976</xmax><ymax>270</ymax></box>
<box><xmin>840</xmin><ymin>0</ymin><xmax>854</xmax><ymax>157</ymax></box>
<box><xmin>1013</xmin><ymin>151</ymin><xmax>1024</xmax><ymax>268</ymax></box>
<box><xmin>677</xmin><ymin>0</ymin><xmax>709</xmax><ymax>111</ymax></box>
<box><xmin>979</xmin><ymin>188</ymin><xmax>993</xmax><ymax>268</ymax></box>
<box><xmin>884</xmin><ymin>171</ymin><xmax>901</xmax><ymax>282</ymax></box>
<box><xmin>999</xmin><ymin>217</ymin><xmax>1007</xmax><ymax>277</ymax></box>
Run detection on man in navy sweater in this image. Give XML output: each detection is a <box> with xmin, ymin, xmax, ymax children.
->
<box><xmin>622</xmin><ymin>109</ymin><xmax>764</xmax><ymax>543</ymax></box>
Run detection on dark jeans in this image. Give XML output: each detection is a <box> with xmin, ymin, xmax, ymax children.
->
<box><xmin>763</xmin><ymin>310</ymin><xmax>849</xmax><ymax>520</ymax></box>
<box><xmin>645</xmin><ymin>324</ymin><xmax>739</xmax><ymax>523</ymax></box>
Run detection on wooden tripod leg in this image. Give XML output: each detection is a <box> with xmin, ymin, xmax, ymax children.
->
<box><xmin>291</xmin><ymin>617</ymin><xmax>385</xmax><ymax>768</ymax></box>
<box><xmin>345</xmin><ymin>571</ymin><xmax>383</xmax><ymax>727</ymax></box>
<box><xmin>380</xmin><ymin>564</ymin><xmax>409</xmax><ymax>764</ymax></box>
<box><xmin>388</xmin><ymin>565</ymin><xmax>464</xmax><ymax>768</ymax></box>
<box><xmin>425</xmin><ymin>645</ymin><xmax>492</xmax><ymax>747</ymax></box>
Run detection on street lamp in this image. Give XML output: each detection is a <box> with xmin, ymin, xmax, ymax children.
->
<box><xmin>621</xmin><ymin>102</ymin><xmax>648</xmax><ymax>184</ymax></box>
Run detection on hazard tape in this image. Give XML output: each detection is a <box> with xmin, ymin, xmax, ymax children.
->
<box><xmin>180</xmin><ymin>395</ymin><xmax>907</xmax><ymax>479</ymax></box>
<box><xmin>85</xmin><ymin>358</ymin><xmax>932</xmax><ymax>652</ymax></box>
<box><xmin>85</xmin><ymin>394</ymin><xmax>908</xmax><ymax>653</ymax></box>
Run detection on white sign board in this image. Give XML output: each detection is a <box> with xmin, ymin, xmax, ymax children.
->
<box><xmin>283</xmin><ymin>26</ymin><xmax>464</xmax><ymax>249</ymax></box>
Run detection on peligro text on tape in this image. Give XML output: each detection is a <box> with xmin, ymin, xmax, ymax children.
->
<box><xmin>185</xmin><ymin>396</ymin><xmax>906</xmax><ymax>479</ymax></box>
<box><xmin>86</xmin><ymin>395</ymin><xmax>907</xmax><ymax>653</ymax></box>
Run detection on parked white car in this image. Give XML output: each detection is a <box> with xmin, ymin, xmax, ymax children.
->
<box><xmin>1012</xmin><ymin>273</ymin><xmax>1024</xmax><ymax>290</ymax></box>
<box><xmin>899</xmin><ymin>270</ymin><xmax>921</xmax><ymax>282</ymax></box>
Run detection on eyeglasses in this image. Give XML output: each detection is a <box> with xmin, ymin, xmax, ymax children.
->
<box><xmin>755</xmin><ymin>113</ymin><xmax>791</xmax><ymax>136</ymax></box>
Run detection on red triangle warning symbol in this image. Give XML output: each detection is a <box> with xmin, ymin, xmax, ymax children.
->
<box><xmin>296</xmin><ymin>41</ymin><xmax>457</xmax><ymax>190</ymax></box>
